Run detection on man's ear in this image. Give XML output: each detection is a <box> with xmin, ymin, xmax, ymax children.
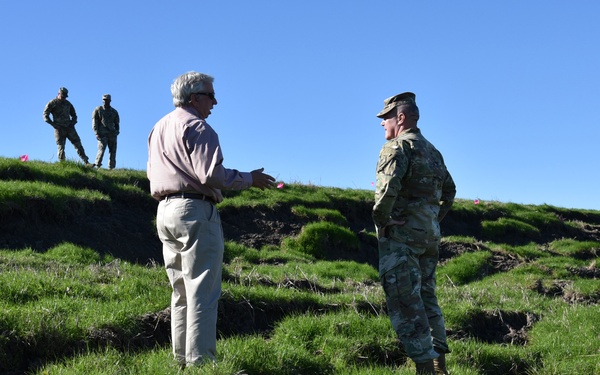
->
<box><xmin>396</xmin><ymin>111</ymin><xmax>405</xmax><ymax>124</ymax></box>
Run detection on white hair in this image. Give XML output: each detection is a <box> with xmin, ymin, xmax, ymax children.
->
<box><xmin>170</xmin><ymin>71</ymin><xmax>214</xmax><ymax>107</ymax></box>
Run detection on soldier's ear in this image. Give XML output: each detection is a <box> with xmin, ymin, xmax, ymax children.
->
<box><xmin>396</xmin><ymin>111</ymin><xmax>405</xmax><ymax>123</ymax></box>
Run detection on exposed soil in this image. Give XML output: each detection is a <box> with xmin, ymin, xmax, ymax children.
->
<box><xmin>532</xmin><ymin>279</ymin><xmax>600</xmax><ymax>304</ymax></box>
<box><xmin>449</xmin><ymin>310</ymin><xmax>539</xmax><ymax>345</ymax></box>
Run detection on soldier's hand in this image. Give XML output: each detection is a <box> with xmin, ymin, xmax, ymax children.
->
<box><xmin>387</xmin><ymin>219</ymin><xmax>406</xmax><ymax>227</ymax></box>
<box><xmin>251</xmin><ymin>168</ymin><xmax>276</xmax><ymax>190</ymax></box>
<box><xmin>382</xmin><ymin>219</ymin><xmax>406</xmax><ymax>237</ymax></box>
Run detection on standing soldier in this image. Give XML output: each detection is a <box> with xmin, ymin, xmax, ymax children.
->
<box><xmin>43</xmin><ymin>87</ymin><xmax>92</xmax><ymax>165</ymax></box>
<box><xmin>373</xmin><ymin>92</ymin><xmax>456</xmax><ymax>375</ymax></box>
<box><xmin>92</xmin><ymin>94</ymin><xmax>120</xmax><ymax>169</ymax></box>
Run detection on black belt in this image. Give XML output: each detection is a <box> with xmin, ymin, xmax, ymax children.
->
<box><xmin>162</xmin><ymin>192</ymin><xmax>215</xmax><ymax>204</ymax></box>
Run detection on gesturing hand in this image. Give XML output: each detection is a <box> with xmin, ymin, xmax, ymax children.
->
<box><xmin>251</xmin><ymin>168</ymin><xmax>276</xmax><ymax>190</ymax></box>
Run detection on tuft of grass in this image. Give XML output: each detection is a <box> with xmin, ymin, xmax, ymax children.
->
<box><xmin>438</xmin><ymin>251</ymin><xmax>493</xmax><ymax>285</ymax></box>
<box><xmin>482</xmin><ymin>217</ymin><xmax>540</xmax><ymax>241</ymax></box>
<box><xmin>548</xmin><ymin>238</ymin><xmax>600</xmax><ymax>258</ymax></box>
<box><xmin>44</xmin><ymin>242</ymin><xmax>111</xmax><ymax>265</ymax></box>
<box><xmin>291</xmin><ymin>205</ymin><xmax>348</xmax><ymax>226</ymax></box>
<box><xmin>219</xmin><ymin>182</ymin><xmax>373</xmax><ymax>209</ymax></box>
<box><xmin>282</xmin><ymin>221</ymin><xmax>360</xmax><ymax>259</ymax></box>
<box><xmin>498</xmin><ymin>242</ymin><xmax>549</xmax><ymax>260</ymax></box>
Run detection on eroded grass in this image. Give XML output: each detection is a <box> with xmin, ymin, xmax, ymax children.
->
<box><xmin>1</xmin><ymin>156</ymin><xmax>599</xmax><ymax>374</ymax></box>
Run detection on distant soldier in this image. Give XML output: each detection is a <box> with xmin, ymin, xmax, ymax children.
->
<box><xmin>373</xmin><ymin>92</ymin><xmax>456</xmax><ymax>375</ymax></box>
<box><xmin>92</xmin><ymin>94</ymin><xmax>120</xmax><ymax>169</ymax></box>
<box><xmin>43</xmin><ymin>87</ymin><xmax>91</xmax><ymax>164</ymax></box>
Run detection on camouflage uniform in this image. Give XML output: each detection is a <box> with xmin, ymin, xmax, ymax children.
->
<box><xmin>92</xmin><ymin>94</ymin><xmax>120</xmax><ymax>169</ymax></box>
<box><xmin>373</xmin><ymin>94</ymin><xmax>456</xmax><ymax>364</ymax></box>
<box><xmin>43</xmin><ymin>87</ymin><xmax>90</xmax><ymax>163</ymax></box>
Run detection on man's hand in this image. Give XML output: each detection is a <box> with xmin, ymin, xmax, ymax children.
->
<box><xmin>381</xmin><ymin>219</ymin><xmax>406</xmax><ymax>237</ymax></box>
<box><xmin>251</xmin><ymin>168</ymin><xmax>276</xmax><ymax>190</ymax></box>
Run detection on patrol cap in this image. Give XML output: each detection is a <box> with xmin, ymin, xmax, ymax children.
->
<box><xmin>376</xmin><ymin>92</ymin><xmax>416</xmax><ymax>118</ymax></box>
<box><xmin>102</xmin><ymin>94</ymin><xmax>111</xmax><ymax>100</ymax></box>
<box><xmin>59</xmin><ymin>87</ymin><xmax>69</xmax><ymax>97</ymax></box>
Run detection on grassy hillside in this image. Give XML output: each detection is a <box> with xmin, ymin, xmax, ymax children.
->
<box><xmin>0</xmin><ymin>157</ymin><xmax>599</xmax><ymax>375</ymax></box>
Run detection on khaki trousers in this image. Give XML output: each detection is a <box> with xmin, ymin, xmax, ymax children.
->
<box><xmin>54</xmin><ymin>126</ymin><xmax>89</xmax><ymax>162</ymax></box>
<box><xmin>156</xmin><ymin>197</ymin><xmax>223</xmax><ymax>366</ymax></box>
<box><xmin>94</xmin><ymin>134</ymin><xmax>118</xmax><ymax>168</ymax></box>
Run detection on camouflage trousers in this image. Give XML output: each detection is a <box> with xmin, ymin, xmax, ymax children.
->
<box><xmin>95</xmin><ymin>134</ymin><xmax>118</xmax><ymax>169</ymax></box>
<box><xmin>54</xmin><ymin>126</ymin><xmax>89</xmax><ymax>163</ymax></box>
<box><xmin>380</xmin><ymin>240</ymin><xmax>449</xmax><ymax>363</ymax></box>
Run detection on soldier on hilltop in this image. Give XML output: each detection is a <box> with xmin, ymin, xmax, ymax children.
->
<box><xmin>43</xmin><ymin>87</ymin><xmax>92</xmax><ymax>165</ymax></box>
<box><xmin>92</xmin><ymin>94</ymin><xmax>120</xmax><ymax>169</ymax></box>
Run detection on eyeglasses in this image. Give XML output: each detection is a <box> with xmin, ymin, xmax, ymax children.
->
<box><xmin>194</xmin><ymin>92</ymin><xmax>216</xmax><ymax>101</ymax></box>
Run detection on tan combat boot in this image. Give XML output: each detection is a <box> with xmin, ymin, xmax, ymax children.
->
<box><xmin>415</xmin><ymin>359</ymin><xmax>435</xmax><ymax>375</ymax></box>
<box><xmin>434</xmin><ymin>352</ymin><xmax>449</xmax><ymax>375</ymax></box>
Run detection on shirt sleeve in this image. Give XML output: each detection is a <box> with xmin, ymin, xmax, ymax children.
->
<box><xmin>92</xmin><ymin>108</ymin><xmax>99</xmax><ymax>133</ymax></box>
<box><xmin>372</xmin><ymin>142</ymin><xmax>410</xmax><ymax>229</ymax></box>
<box><xmin>69</xmin><ymin>103</ymin><xmax>77</xmax><ymax>126</ymax></box>
<box><xmin>186</xmin><ymin>123</ymin><xmax>252</xmax><ymax>191</ymax></box>
<box><xmin>43</xmin><ymin>101</ymin><xmax>54</xmax><ymax>124</ymax></box>
<box><xmin>438</xmin><ymin>171</ymin><xmax>456</xmax><ymax>222</ymax></box>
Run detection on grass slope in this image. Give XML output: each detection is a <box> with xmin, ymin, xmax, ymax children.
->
<box><xmin>0</xmin><ymin>157</ymin><xmax>599</xmax><ymax>375</ymax></box>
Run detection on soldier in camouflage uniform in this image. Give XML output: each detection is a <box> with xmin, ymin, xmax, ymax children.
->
<box><xmin>372</xmin><ymin>92</ymin><xmax>456</xmax><ymax>375</ymax></box>
<box><xmin>92</xmin><ymin>94</ymin><xmax>120</xmax><ymax>169</ymax></box>
<box><xmin>43</xmin><ymin>87</ymin><xmax>91</xmax><ymax>164</ymax></box>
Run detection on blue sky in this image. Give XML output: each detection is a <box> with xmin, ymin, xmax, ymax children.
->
<box><xmin>2</xmin><ymin>1</ymin><xmax>599</xmax><ymax>210</ymax></box>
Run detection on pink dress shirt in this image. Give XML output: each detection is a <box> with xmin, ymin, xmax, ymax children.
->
<box><xmin>147</xmin><ymin>106</ymin><xmax>252</xmax><ymax>202</ymax></box>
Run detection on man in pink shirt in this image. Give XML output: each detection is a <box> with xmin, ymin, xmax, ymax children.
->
<box><xmin>147</xmin><ymin>71</ymin><xmax>275</xmax><ymax>368</ymax></box>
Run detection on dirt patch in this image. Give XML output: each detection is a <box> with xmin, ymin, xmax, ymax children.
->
<box><xmin>350</xmin><ymin>339</ymin><xmax>408</xmax><ymax>367</ymax></box>
<box><xmin>488</xmin><ymin>251</ymin><xmax>523</xmax><ymax>273</ymax></box>
<box><xmin>571</xmin><ymin>247</ymin><xmax>600</xmax><ymax>261</ymax></box>
<box><xmin>576</xmin><ymin>223</ymin><xmax>600</xmax><ymax>242</ymax></box>
<box><xmin>220</xmin><ymin>205</ymin><xmax>304</xmax><ymax>250</ymax></box>
<box><xmin>440</xmin><ymin>241</ymin><xmax>524</xmax><ymax>275</ymax></box>
<box><xmin>0</xmin><ymin>199</ymin><xmax>162</xmax><ymax>264</ymax></box>
<box><xmin>86</xmin><ymin>308</ymin><xmax>171</xmax><ymax>351</ymax></box>
<box><xmin>567</xmin><ymin>261</ymin><xmax>600</xmax><ymax>279</ymax></box>
<box><xmin>450</xmin><ymin>310</ymin><xmax>539</xmax><ymax>345</ymax></box>
<box><xmin>220</xmin><ymin>204</ymin><xmax>379</xmax><ymax>268</ymax></box>
<box><xmin>216</xmin><ymin>292</ymin><xmax>338</xmax><ymax>337</ymax></box>
<box><xmin>439</xmin><ymin>240</ymin><xmax>486</xmax><ymax>263</ymax></box>
<box><xmin>532</xmin><ymin>279</ymin><xmax>600</xmax><ymax>304</ymax></box>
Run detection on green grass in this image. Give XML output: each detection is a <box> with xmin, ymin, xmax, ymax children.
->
<box><xmin>549</xmin><ymin>238</ymin><xmax>600</xmax><ymax>258</ymax></box>
<box><xmin>482</xmin><ymin>217</ymin><xmax>541</xmax><ymax>241</ymax></box>
<box><xmin>1</xmin><ymin>156</ymin><xmax>600</xmax><ymax>374</ymax></box>
<box><xmin>282</xmin><ymin>221</ymin><xmax>360</xmax><ymax>259</ymax></box>
<box><xmin>438</xmin><ymin>251</ymin><xmax>493</xmax><ymax>285</ymax></box>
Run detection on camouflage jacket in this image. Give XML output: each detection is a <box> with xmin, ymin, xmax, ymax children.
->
<box><xmin>92</xmin><ymin>106</ymin><xmax>120</xmax><ymax>136</ymax></box>
<box><xmin>373</xmin><ymin>128</ymin><xmax>456</xmax><ymax>272</ymax></box>
<box><xmin>43</xmin><ymin>98</ymin><xmax>77</xmax><ymax>127</ymax></box>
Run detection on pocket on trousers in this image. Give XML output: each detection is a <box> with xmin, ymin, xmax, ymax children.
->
<box><xmin>382</xmin><ymin>260</ymin><xmax>412</xmax><ymax>298</ymax></box>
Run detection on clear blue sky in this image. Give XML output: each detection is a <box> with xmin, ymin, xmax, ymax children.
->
<box><xmin>2</xmin><ymin>1</ymin><xmax>599</xmax><ymax>210</ymax></box>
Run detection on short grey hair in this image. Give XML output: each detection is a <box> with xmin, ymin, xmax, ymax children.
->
<box><xmin>396</xmin><ymin>102</ymin><xmax>420</xmax><ymax>122</ymax></box>
<box><xmin>171</xmin><ymin>71</ymin><xmax>214</xmax><ymax>107</ymax></box>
